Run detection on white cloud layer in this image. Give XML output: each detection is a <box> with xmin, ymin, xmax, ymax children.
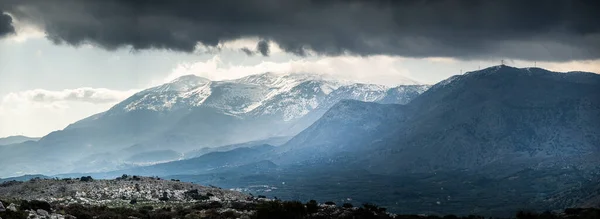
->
<box><xmin>535</xmin><ymin>60</ymin><xmax>600</xmax><ymax>74</ymax></box>
<box><xmin>162</xmin><ymin>53</ymin><xmax>600</xmax><ymax>88</ymax></box>
<box><xmin>194</xmin><ymin>38</ymin><xmax>284</xmax><ymax>55</ymax></box>
<box><xmin>3</xmin><ymin>87</ymin><xmax>138</xmax><ymax>104</ymax></box>
<box><xmin>0</xmin><ymin>88</ymin><xmax>137</xmax><ymax>137</ymax></box>
<box><xmin>163</xmin><ymin>55</ymin><xmax>421</xmax><ymax>86</ymax></box>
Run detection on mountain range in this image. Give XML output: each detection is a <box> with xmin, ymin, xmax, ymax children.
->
<box><xmin>58</xmin><ymin>65</ymin><xmax>599</xmax><ymax>216</ymax></box>
<box><xmin>90</xmin><ymin>65</ymin><xmax>599</xmax><ymax>177</ymax></box>
<box><xmin>0</xmin><ymin>72</ymin><xmax>428</xmax><ymax>177</ymax></box>
<box><xmin>2</xmin><ymin>65</ymin><xmax>599</xmax><ymax>216</ymax></box>
<box><xmin>277</xmin><ymin>65</ymin><xmax>600</xmax><ymax>174</ymax></box>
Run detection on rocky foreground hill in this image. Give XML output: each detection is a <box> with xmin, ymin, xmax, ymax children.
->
<box><xmin>0</xmin><ymin>176</ymin><xmax>401</xmax><ymax>219</ymax></box>
<box><xmin>1</xmin><ymin>176</ymin><xmax>599</xmax><ymax>219</ymax></box>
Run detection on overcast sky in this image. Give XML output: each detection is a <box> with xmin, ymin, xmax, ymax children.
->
<box><xmin>0</xmin><ymin>0</ymin><xmax>599</xmax><ymax>138</ymax></box>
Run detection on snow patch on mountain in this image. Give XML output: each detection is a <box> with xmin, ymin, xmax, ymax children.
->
<box><xmin>246</xmin><ymin>79</ymin><xmax>343</xmax><ymax>121</ymax></box>
<box><xmin>232</xmin><ymin>73</ymin><xmax>345</xmax><ymax>119</ymax></box>
<box><xmin>118</xmin><ymin>75</ymin><xmax>212</xmax><ymax>112</ymax></box>
<box><xmin>335</xmin><ymin>84</ymin><xmax>389</xmax><ymax>102</ymax></box>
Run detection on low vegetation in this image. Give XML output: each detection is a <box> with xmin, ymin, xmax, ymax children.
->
<box><xmin>3</xmin><ymin>197</ymin><xmax>600</xmax><ymax>219</ymax></box>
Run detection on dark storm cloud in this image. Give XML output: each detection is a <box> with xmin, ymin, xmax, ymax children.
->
<box><xmin>256</xmin><ymin>40</ymin><xmax>270</xmax><ymax>57</ymax></box>
<box><xmin>240</xmin><ymin>48</ymin><xmax>255</xmax><ymax>56</ymax></box>
<box><xmin>0</xmin><ymin>9</ymin><xmax>15</xmax><ymax>37</ymax></box>
<box><xmin>239</xmin><ymin>40</ymin><xmax>270</xmax><ymax>56</ymax></box>
<box><xmin>1</xmin><ymin>0</ymin><xmax>599</xmax><ymax>61</ymax></box>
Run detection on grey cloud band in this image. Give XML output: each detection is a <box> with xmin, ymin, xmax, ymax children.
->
<box><xmin>0</xmin><ymin>0</ymin><xmax>598</xmax><ymax>61</ymax></box>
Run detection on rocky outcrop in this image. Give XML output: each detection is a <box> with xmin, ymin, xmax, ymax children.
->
<box><xmin>0</xmin><ymin>177</ymin><xmax>406</xmax><ymax>219</ymax></box>
<box><xmin>0</xmin><ymin>176</ymin><xmax>249</xmax><ymax>207</ymax></box>
<box><xmin>5</xmin><ymin>204</ymin><xmax>15</xmax><ymax>212</ymax></box>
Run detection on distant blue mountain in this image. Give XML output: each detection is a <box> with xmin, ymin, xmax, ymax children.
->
<box><xmin>183</xmin><ymin>136</ymin><xmax>291</xmax><ymax>159</ymax></box>
<box><xmin>0</xmin><ymin>135</ymin><xmax>40</xmax><ymax>146</ymax></box>
<box><xmin>76</xmin><ymin>144</ymin><xmax>277</xmax><ymax>179</ymax></box>
<box><xmin>0</xmin><ymin>174</ymin><xmax>49</xmax><ymax>183</ymax></box>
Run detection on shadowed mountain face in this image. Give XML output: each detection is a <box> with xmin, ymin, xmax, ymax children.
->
<box><xmin>278</xmin><ymin>66</ymin><xmax>600</xmax><ymax>174</ymax></box>
<box><xmin>0</xmin><ymin>73</ymin><xmax>426</xmax><ymax>177</ymax></box>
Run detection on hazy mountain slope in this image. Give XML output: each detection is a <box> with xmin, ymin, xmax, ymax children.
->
<box><xmin>0</xmin><ymin>141</ymin><xmax>63</xmax><ymax>177</ymax></box>
<box><xmin>0</xmin><ymin>135</ymin><xmax>39</xmax><ymax>146</ymax></box>
<box><xmin>125</xmin><ymin>150</ymin><xmax>182</xmax><ymax>164</ymax></box>
<box><xmin>275</xmin><ymin>100</ymin><xmax>410</xmax><ymax>165</ymax></box>
<box><xmin>0</xmin><ymin>72</ymin><xmax>424</xmax><ymax>177</ymax></box>
<box><xmin>136</xmin><ymin>106</ymin><xmax>248</xmax><ymax>151</ymax></box>
<box><xmin>183</xmin><ymin>136</ymin><xmax>291</xmax><ymax>159</ymax></box>
<box><xmin>96</xmin><ymin>145</ymin><xmax>276</xmax><ymax>178</ymax></box>
<box><xmin>42</xmin><ymin>109</ymin><xmax>190</xmax><ymax>155</ymax></box>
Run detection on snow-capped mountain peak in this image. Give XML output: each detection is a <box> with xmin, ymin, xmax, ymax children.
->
<box><xmin>158</xmin><ymin>75</ymin><xmax>211</xmax><ymax>92</ymax></box>
<box><xmin>107</xmin><ymin>72</ymin><xmax>430</xmax><ymax>121</ymax></box>
<box><xmin>110</xmin><ymin>75</ymin><xmax>212</xmax><ymax>112</ymax></box>
<box><xmin>233</xmin><ymin>72</ymin><xmax>333</xmax><ymax>88</ymax></box>
<box><xmin>229</xmin><ymin>72</ymin><xmax>344</xmax><ymax>117</ymax></box>
<box><xmin>234</xmin><ymin>72</ymin><xmax>280</xmax><ymax>85</ymax></box>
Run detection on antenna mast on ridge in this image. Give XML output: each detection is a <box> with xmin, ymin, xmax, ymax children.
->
<box><xmin>501</xmin><ymin>60</ymin><xmax>505</xmax><ymax>65</ymax></box>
